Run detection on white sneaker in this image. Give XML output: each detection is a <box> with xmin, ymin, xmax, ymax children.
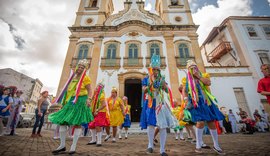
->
<box><xmin>104</xmin><ymin>135</ymin><xmax>111</xmax><ymax>142</ymax></box>
<box><xmin>112</xmin><ymin>138</ymin><xmax>116</xmax><ymax>143</ymax></box>
<box><xmin>119</xmin><ymin>135</ymin><xmax>122</xmax><ymax>139</ymax></box>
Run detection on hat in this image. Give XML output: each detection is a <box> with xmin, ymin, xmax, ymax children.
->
<box><xmin>186</xmin><ymin>59</ymin><xmax>197</xmax><ymax>69</ymax></box>
<box><xmin>150</xmin><ymin>54</ymin><xmax>161</xmax><ymax>69</ymax></box>
<box><xmin>111</xmin><ymin>87</ymin><xmax>118</xmax><ymax>93</ymax></box>
<box><xmin>16</xmin><ymin>90</ymin><xmax>23</xmax><ymax>94</ymax></box>
<box><xmin>78</xmin><ymin>59</ymin><xmax>89</xmax><ymax>69</ymax></box>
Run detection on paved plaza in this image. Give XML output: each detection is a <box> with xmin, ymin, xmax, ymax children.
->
<box><xmin>0</xmin><ymin>128</ymin><xmax>270</xmax><ymax>156</ymax></box>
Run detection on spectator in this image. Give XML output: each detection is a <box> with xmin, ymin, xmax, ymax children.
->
<box><xmin>257</xmin><ymin>64</ymin><xmax>270</xmax><ymax>104</ymax></box>
<box><xmin>228</xmin><ymin>109</ymin><xmax>238</xmax><ymax>133</ymax></box>
<box><xmin>31</xmin><ymin>91</ymin><xmax>49</xmax><ymax>137</ymax></box>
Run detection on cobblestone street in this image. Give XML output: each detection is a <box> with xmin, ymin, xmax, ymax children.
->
<box><xmin>0</xmin><ymin>128</ymin><xmax>270</xmax><ymax>156</ymax></box>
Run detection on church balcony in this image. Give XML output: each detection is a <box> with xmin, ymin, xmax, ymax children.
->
<box><xmin>123</xmin><ymin>57</ymin><xmax>143</xmax><ymax>69</ymax></box>
<box><xmin>175</xmin><ymin>56</ymin><xmax>195</xmax><ymax>68</ymax></box>
<box><xmin>207</xmin><ymin>41</ymin><xmax>233</xmax><ymax>63</ymax></box>
<box><xmin>145</xmin><ymin>56</ymin><xmax>167</xmax><ymax>69</ymax></box>
<box><xmin>69</xmin><ymin>57</ymin><xmax>92</xmax><ymax>69</ymax></box>
<box><xmin>100</xmin><ymin>57</ymin><xmax>121</xmax><ymax>70</ymax></box>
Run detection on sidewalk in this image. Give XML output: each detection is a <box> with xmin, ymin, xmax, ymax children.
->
<box><xmin>0</xmin><ymin>128</ymin><xmax>270</xmax><ymax>156</ymax></box>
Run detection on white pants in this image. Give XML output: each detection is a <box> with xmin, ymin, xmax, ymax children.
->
<box><xmin>230</xmin><ymin>120</ymin><xmax>238</xmax><ymax>133</ymax></box>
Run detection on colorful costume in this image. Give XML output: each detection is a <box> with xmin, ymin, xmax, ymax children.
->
<box><xmin>107</xmin><ymin>97</ymin><xmax>124</xmax><ymax>126</ymax></box>
<box><xmin>89</xmin><ymin>89</ymin><xmax>109</xmax><ymax>129</ymax></box>
<box><xmin>49</xmin><ymin>75</ymin><xmax>94</xmax><ymax>125</ymax></box>
<box><xmin>0</xmin><ymin>95</ymin><xmax>12</xmax><ymax>117</ymax></box>
<box><xmin>122</xmin><ymin>105</ymin><xmax>131</xmax><ymax>128</ymax></box>
<box><xmin>139</xmin><ymin>54</ymin><xmax>178</xmax><ymax>155</ymax></box>
<box><xmin>185</xmin><ymin>60</ymin><xmax>225</xmax><ymax>154</ymax></box>
<box><xmin>185</xmin><ymin>71</ymin><xmax>224</xmax><ymax>123</ymax></box>
<box><xmin>50</xmin><ymin>59</ymin><xmax>93</xmax><ymax>154</ymax></box>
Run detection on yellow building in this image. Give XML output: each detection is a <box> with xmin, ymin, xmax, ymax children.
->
<box><xmin>57</xmin><ymin>0</ymin><xmax>204</xmax><ymax>121</ymax></box>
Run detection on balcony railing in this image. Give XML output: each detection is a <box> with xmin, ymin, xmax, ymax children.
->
<box><xmin>175</xmin><ymin>56</ymin><xmax>195</xmax><ymax>67</ymax></box>
<box><xmin>70</xmin><ymin>57</ymin><xmax>92</xmax><ymax>69</ymax></box>
<box><xmin>100</xmin><ymin>57</ymin><xmax>121</xmax><ymax>69</ymax></box>
<box><xmin>123</xmin><ymin>57</ymin><xmax>143</xmax><ymax>68</ymax></box>
<box><xmin>145</xmin><ymin>56</ymin><xmax>167</xmax><ymax>69</ymax></box>
<box><xmin>207</xmin><ymin>41</ymin><xmax>232</xmax><ymax>63</ymax></box>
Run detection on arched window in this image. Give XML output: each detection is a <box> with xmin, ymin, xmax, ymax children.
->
<box><xmin>150</xmin><ymin>44</ymin><xmax>160</xmax><ymax>57</ymax></box>
<box><xmin>78</xmin><ymin>45</ymin><xmax>89</xmax><ymax>60</ymax></box>
<box><xmin>107</xmin><ymin>44</ymin><xmax>116</xmax><ymax>59</ymax></box>
<box><xmin>128</xmin><ymin>44</ymin><xmax>138</xmax><ymax>58</ymax></box>
<box><xmin>179</xmin><ymin>44</ymin><xmax>190</xmax><ymax>58</ymax></box>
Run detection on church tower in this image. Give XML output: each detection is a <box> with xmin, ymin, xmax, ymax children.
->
<box><xmin>57</xmin><ymin>0</ymin><xmax>204</xmax><ymax>122</ymax></box>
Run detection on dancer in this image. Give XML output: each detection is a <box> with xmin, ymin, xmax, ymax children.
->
<box><xmin>140</xmin><ymin>54</ymin><xmax>178</xmax><ymax>156</ymax></box>
<box><xmin>104</xmin><ymin>87</ymin><xmax>125</xmax><ymax>143</ymax></box>
<box><xmin>31</xmin><ymin>91</ymin><xmax>49</xmax><ymax>137</ymax></box>
<box><xmin>49</xmin><ymin>59</ymin><xmax>94</xmax><ymax>154</ymax></box>
<box><xmin>119</xmin><ymin>96</ymin><xmax>131</xmax><ymax>139</ymax></box>
<box><xmin>0</xmin><ymin>87</ymin><xmax>13</xmax><ymax>136</ymax></box>
<box><xmin>88</xmin><ymin>82</ymin><xmax>110</xmax><ymax>146</ymax></box>
<box><xmin>172</xmin><ymin>100</ymin><xmax>185</xmax><ymax>140</ymax></box>
<box><xmin>183</xmin><ymin>60</ymin><xmax>225</xmax><ymax>155</ymax></box>
<box><xmin>8</xmin><ymin>90</ymin><xmax>23</xmax><ymax>135</ymax></box>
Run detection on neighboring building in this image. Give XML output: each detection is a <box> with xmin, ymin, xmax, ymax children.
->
<box><xmin>0</xmin><ymin>68</ymin><xmax>43</xmax><ymax>113</ymax></box>
<box><xmin>200</xmin><ymin>16</ymin><xmax>270</xmax><ymax>119</ymax></box>
<box><xmin>57</xmin><ymin>0</ymin><xmax>204</xmax><ymax>121</ymax></box>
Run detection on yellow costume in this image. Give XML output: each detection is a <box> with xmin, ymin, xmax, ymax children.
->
<box><xmin>107</xmin><ymin>97</ymin><xmax>124</xmax><ymax>126</ymax></box>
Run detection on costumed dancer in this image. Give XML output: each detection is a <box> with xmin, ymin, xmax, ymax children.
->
<box><xmin>178</xmin><ymin>78</ymin><xmax>196</xmax><ymax>144</ymax></box>
<box><xmin>0</xmin><ymin>87</ymin><xmax>13</xmax><ymax>136</ymax></box>
<box><xmin>140</xmin><ymin>54</ymin><xmax>178</xmax><ymax>156</ymax></box>
<box><xmin>87</xmin><ymin>82</ymin><xmax>110</xmax><ymax>146</ymax></box>
<box><xmin>172</xmin><ymin>99</ymin><xmax>185</xmax><ymax>140</ymax></box>
<box><xmin>104</xmin><ymin>87</ymin><xmax>125</xmax><ymax>143</ymax></box>
<box><xmin>119</xmin><ymin>96</ymin><xmax>131</xmax><ymax>139</ymax></box>
<box><xmin>183</xmin><ymin>60</ymin><xmax>225</xmax><ymax>155</ymax></box>
<box><xmin>49</xmin><ymin>59</ymin><xmax>94</xmax><ymax>154</ymax></box>
<box><xmin>8</xmin><ymin>90</ymin><xmax>24</xmax><ymax>135</ymax></box>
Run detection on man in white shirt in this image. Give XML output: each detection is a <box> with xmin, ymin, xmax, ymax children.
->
<box><xmin>228</xmin><ymin>109</ymin><xmax>238</xmax><ymax>133</ymax></box>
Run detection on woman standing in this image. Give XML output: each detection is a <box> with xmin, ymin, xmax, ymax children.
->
<box><xmin>49</xmin><ymin>59</ymin><xmax>94</xmax><ymax>154</ymax></box>
<box><xmin>31</xmin><ymin>90</ymin><xmax>49</xmax><ymax>137</ymax></box>
<box><xmin>119</xmin><ymin>96</ymin><xmax>131</xmax><ymax>139</ymax></box>
<box><xmin>104</xmin><ymin>87</ymin><xmax>125</xmax><ymax>143</ymax></box>
<box><xmin>0</xmin><ymin>87</ymin><xmax>13</xmax><ymax>136</ymax></box>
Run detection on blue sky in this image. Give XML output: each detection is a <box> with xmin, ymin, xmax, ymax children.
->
<box><xmin>190</xmin><ymin>0</ymin><xmax>270</xmax><ymax>16</ymax></box>
<box><xmin>0</xmin><ymin>0</ymin><xmax>269</xmax><ymax>95</ymax></box>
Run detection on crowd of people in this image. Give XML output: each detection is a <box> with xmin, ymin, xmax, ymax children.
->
<box><xmin>0</xmin><ymin>58</ymin><xmax>269</xmax><ymax>156</ymax></box>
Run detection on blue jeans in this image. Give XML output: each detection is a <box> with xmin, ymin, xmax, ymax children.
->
<box><xmin>32</xmin><ymin>109</ymin><xmax>47</xmax><ymax>134</ymax></box>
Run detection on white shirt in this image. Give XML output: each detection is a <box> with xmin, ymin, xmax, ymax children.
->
<box><xmin>0</xmin><ymin>95</ymin><xmax>14</xmax><ymax>107</ymax></box>
<box><xmin>13</xmin><ymin>97</ymin><xmax>23</xmax><ymax>107</ymax></box>
<box><xmin>261</xmin><ymin>112</ymin><xmax>269</xmax><ymax>121</ymax></box>
<box><xmin>228</xmin><ymin>112</ymin><xmax>237</xmax><ymax>122</ymax></box>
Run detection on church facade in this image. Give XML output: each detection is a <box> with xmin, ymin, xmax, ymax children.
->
<box><xmin>57</xmin><ymin>0</ymin><xmax>204</xmax><ymax>121</ymax></box>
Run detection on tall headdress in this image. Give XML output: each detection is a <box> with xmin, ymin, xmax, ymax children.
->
<box><xmin>150</xmin><ymin>54</ymin><xmax>161</xmax><ymax>68</ymax></box>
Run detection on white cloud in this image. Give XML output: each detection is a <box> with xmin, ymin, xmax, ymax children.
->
<box><xmin>268</xmin><ymin>0</ymin><xmax>270</xmax><ymax>6</ymax></box>
<box><xmin>0</xmin><ymin>0</ymin><xmax>80</xmax><ymax>95</ymax></box>
<box><xmin>191</xmin><ymin>0</ymin><xmax>253</xmax><ymax>44</ymax></box>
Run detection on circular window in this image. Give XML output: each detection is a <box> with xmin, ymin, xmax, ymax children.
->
<box><xmin>175</xmin><ymin>16</ymin><xmax>182</xmax><ymax>22</ymax></box>
<box><xmin>86</xmin><ymin>18</ymin><xmax>93</xmax><ymax>24</ymax></box>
